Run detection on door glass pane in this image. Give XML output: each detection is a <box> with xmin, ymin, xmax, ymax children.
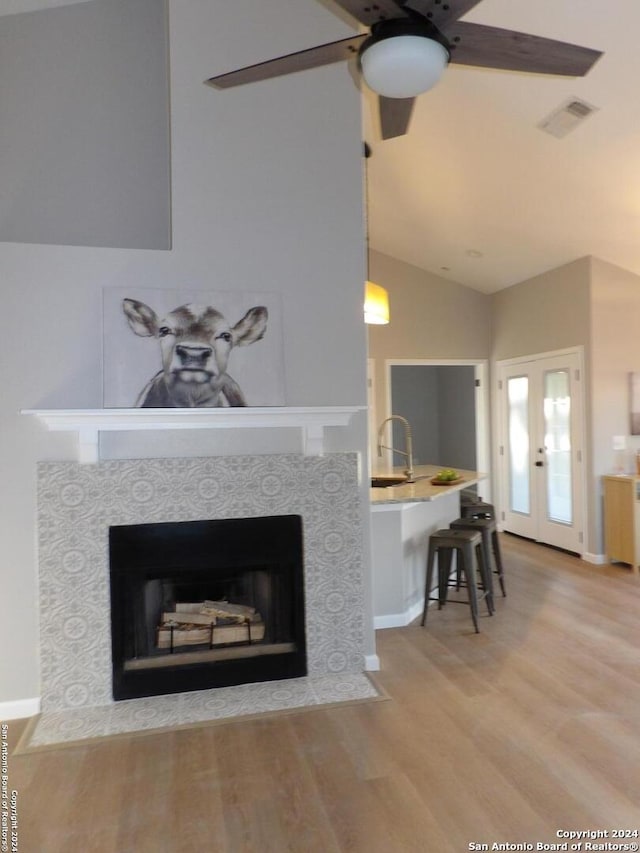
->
<box><xmin>544</xmin><ymin>369</ymin><xmax>572</xmax><ymax>524</ymax></box>
<box><xmin>508</xmin><ymin>376</ymin><xmax>530</xmax><ymax>514</ymax></box>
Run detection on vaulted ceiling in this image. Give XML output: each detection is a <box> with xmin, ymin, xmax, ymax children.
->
<box><xmin>363</xmin><ymin>0</ymin><xmax>640</xmax><ymax>292</ymax></box>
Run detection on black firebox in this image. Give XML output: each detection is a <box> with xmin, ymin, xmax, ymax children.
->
<box><xmin>109</xmin><ymin>515</ymin><xmax>306</xmax><ymax>701</ymax></box>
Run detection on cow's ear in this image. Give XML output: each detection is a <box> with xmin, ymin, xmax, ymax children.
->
<box><xmin>122</xmin><ymin>298</ymin><xmax>159</xmax><ymax>337</ymax></box>
<box><xmin>231</xmin><ymin>306</ymin><xmax>268</xmax><ymax>346</ymax></box>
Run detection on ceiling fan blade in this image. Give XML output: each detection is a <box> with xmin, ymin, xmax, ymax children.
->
<box><xmin>326</xmin><ymin>0</ymin><xmax>408</xmax><ymax>27</ymax></box>
<box><xmin>205</xmin><ymin>34</ymin><xmax>366</xmax><ymax>89</ymax></box>
<box><xmin>402</xmin><ymin>0</ymin><xmax>484</xmax><ymax>29</ymax></box>
<box><xmin>444</xmin><ymin>21</ymin><xmax>603</xmax><ymax>77</ymax></box>
<box><xmin>378</xmin><ymin>95</ymin><xmax>415</xmax><ymax>139</ymax></box>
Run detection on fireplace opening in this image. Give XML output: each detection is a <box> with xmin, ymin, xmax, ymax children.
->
<box><xmin>109</xmin><ymin>515</ymin><xmax>306</xmax><ymax>700</ymax></box>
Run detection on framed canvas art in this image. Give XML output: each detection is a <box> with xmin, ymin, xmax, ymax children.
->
<box><xmin>103</xmin><ymin>287</ymin><xmax>286</xmax><ymax>408</ymax></box>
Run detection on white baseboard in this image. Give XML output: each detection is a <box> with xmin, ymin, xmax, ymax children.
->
<box><xmin>374</xmin><ymin>614</ymin><xmax>405</xmax><ymax>630</ymax></box>
<box><xmin>374</xmin><ymin>599</ymin><xmax>424</xmax><ymax>630</ymax></box>
<box><xmin>364</xmin><ymin>654</ymin><xmax>380</xmax><ymax>671</ymax></box>
<box><xmin>0</xmin><ymin>697</ymin><xmax>40</xmax><ymax>721</ymax></box>
<box><xmin>583</xmin><ymin>552</ymin><xmax>608</xmax><ymax>565</ymax></box>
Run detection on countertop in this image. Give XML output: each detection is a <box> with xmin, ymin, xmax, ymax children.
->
<box><xmin>370</xmin><ymin>464</ymin><xmax>485</xmax><ymax>506</ymax></box>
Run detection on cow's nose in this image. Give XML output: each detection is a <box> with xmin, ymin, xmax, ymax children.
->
<box><xmin>175</xmin><ymin>345</ymin><xmax>213</xmax><ymax>366</ymax></box>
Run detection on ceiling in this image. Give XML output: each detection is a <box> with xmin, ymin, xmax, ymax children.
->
<box><xmin>4</xmin><ymin>0</ymin><xmax>639</xmax><ymax>294</ymax></box>
<box><xmin>363</xmin><ymin>0</ymin><xmax>640</xmax><ymax>293</ymax></box>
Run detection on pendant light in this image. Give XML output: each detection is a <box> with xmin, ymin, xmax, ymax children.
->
<box><xmin>364</xmin><ymin>280</ymin><xmax>390</xmax><ymax>324</ymax></box>
<box><xmin>362</xmin><ymin>144</ymin><xmax>389</xmax><ymax>325</ymax></box>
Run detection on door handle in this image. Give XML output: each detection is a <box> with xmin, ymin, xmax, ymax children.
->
<box><xmin>535</xmin><ymin>461</ymin><xmax>544</xmax><ymax>467</ymax></box>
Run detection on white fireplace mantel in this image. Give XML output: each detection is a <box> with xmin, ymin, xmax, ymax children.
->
<box><xmin>23</xmin><ymin>406</ymin><xmax>366</xmax><ymax>463</ymax></box>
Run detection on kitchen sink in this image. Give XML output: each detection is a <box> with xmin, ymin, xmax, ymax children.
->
<box><xmin>370</xmin><ymin>476</ymin><xmax>408</xmax><ymax>488</ymax></box>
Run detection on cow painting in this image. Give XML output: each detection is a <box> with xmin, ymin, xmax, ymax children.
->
<box><xmin>122</xmin><ymin>298</ymin><xmax>268</xmax><ymax>407</ymax></box>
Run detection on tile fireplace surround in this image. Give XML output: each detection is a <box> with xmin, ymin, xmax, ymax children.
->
<box><xmin>30</xmin><ymin>451</ymin><xmax>375</xmax><ymax>747</ymax></box>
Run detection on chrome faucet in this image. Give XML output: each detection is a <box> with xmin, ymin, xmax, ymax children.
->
<box><xmin>377</xmin><ymin>415</ymin><xmax>415</xmax><ymax>483</ymax></box>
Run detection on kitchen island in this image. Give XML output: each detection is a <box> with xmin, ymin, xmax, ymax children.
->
<box><xmin>370</xmin><ymin>464</ymin><xmax>486</xmax><ymax>628</ymax></box>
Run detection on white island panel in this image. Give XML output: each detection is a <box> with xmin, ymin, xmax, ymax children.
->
<box><xmin>371</xmin><ymin>492</ymin><xmax>462</xmax><ymax>628</ymax></box>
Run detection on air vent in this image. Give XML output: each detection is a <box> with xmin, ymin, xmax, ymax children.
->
<box><xmin>538</xmin><ymin>97</ymin><xmax>598</xmax><ymax>139</ymax></box>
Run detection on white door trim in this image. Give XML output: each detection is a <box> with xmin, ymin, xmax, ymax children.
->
<box><xmin>496</xmin><ymin>346</ymin><xmax>587</xmax><ymax>555</ymax></box>
<box><xmin>383</xmin><ymin>358</ymin><xmax>491</xmax><ymax>499</ymax></box>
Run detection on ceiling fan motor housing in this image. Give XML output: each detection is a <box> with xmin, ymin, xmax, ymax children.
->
<box><xmin>358</xmin><ymin>18</ymin><xmax>451</xmax><ymax>99</ymax></box>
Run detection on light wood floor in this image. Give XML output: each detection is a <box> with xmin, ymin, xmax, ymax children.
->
<box><xmin>7</xmin><ymin>534</ymin><xmax>640</xmax><ymax>852</ymax></box>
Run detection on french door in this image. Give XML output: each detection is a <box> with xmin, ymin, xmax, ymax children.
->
<box><xmin>497</xmin><ymin>349</ymin><xmax>585</xmax><ymax>554</ymax></box>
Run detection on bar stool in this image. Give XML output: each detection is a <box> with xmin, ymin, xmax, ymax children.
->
<box><xmin>450</xmin><ymin>516</ymin><xmax>506</xmax><ymax>597</ymax></box>
<box><xmin>460</xmin><ymin>500</ymin><xmax>495</xmax><ymax>520</ymax></box>
<box><xmin>421</xmin><ymin>528</ymin><xmax>492</xmax><ymax>633</ymax></box>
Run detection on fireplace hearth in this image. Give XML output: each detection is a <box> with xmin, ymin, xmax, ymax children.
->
<box><xmin>109</xmin><ymin>515</ymin><xmax>306</xmax><ymax>700</ymax></box>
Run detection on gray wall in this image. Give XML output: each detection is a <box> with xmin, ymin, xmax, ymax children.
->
<box><xmin>590</xmin><ymin>257</ymin><xmax>640</xmax><ymax>553</ymax></box>
<box><xmin>0</xmin><ymin>0</ymin><xmax>370</xmax><ymax>707</ymax></box>
<box><xmin>390</xmin><ymin>365</ymin><xmax>476</xmax><ymax>469</ymax></box>
<box><xmin>490</xmin><ymin>256</ymin><xmax>594</xmax><ymax>551</ymax></box>
<box><xmin>374</xmin><ymin>253</ymin><xmax>640</xmax><ymax>559</ymax></box>
<box><xmin>367</xmin><ymin>250</ymin><xmax>492</xmax><ymax>429</ymax></box>
<box><xmin>491</xmin><ymin>256</ymin><xmax>592</xmax><ymax>361</ymax></box>
<box><xmin>437</xmin><ymin>366</ymin><xmax>477</xmax><ymax>470</ymax></box>
<box><xmin>390</xmin><ymin>366</ymin><xmax>440</xmax><ymax>464</ymax></box>
<box><xmin>0</xmin><ymin>0</ymin><xmax>171</xmax><ymax>249</ymax></box>
<box><xmin>368</xmin><ymin>253</ymin><xmax>600</xmax><ymax>554</ymax></box>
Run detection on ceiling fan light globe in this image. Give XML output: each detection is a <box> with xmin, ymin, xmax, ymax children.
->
<box><xmin>360</xmin><ymin>35</ymin><xmax>448</xmax><ymax>99</ymax></box>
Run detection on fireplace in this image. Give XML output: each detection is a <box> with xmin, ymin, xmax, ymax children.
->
<box><xmin>109</xmin><ymin>515</ymin><xmax>306</xmax><ymax>700</ymax></box>
<box><xmin>37</xmin><ymin>452</ymin><xmax>365</xmax><ymax>714</ymax></box>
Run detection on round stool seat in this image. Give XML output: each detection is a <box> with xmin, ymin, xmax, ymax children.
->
<box><xmin>429</xmin><ymin>528</ymin><xmax>482</xmax><ymax>549</ymax></box>
<box><xmin>460</xmin><ymin>501</ymin><xmax>495</xmax><ymax>520</ymax></box>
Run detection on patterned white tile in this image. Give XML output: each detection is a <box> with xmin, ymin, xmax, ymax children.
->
<box><xmin>37</xmin><ymin>453</ymin><xmax>366</xmax><ymax>714</ymax></box>
<box><xmin>26</xmin><ymin>674</ymin><xmax>380</xmax><ymax>749</ymax></box>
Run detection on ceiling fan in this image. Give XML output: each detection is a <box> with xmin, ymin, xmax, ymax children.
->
<box><xmin>205</xmin><ymin>0</ymin><xmax>602</xmax><ymax>140</ymax></box>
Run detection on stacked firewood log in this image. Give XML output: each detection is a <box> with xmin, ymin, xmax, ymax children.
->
<box><xmin>157</xmin><ymin>600</ymin><xmax>264</xmax><ymax>649</ymax></box>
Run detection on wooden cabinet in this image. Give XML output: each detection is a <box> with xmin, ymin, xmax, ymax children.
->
<box><xmin>603</xmin><ymin>475</ymin><xmax>640</xmax><ymax>573</ymax></box>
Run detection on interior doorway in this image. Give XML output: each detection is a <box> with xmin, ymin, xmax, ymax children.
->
<box><xmin>381</xmin><ymin>359</ymin><xmax>491</xmax><ymax>499</ymax></box>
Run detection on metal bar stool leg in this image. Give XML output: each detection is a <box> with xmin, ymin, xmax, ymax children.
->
<box><xmin>474</xmin><ymin>540</ymin><xmax>493</xmax><ymax>616</ymax></box>
<box><xmin>491</xmin><ymin>528</ymin><xmax>507</xmax><ymax>597</ymax></box>
<box><xmin>475</xmin><ymin>529</ymin><xmax>494</xmax><ymax>613</ymax></box>
<box><xmin>438</xmin><ymin>546</ymin><xmax>453</xmax><ymax>608</ymax></box>
<box><xmin>454</xmin><ymin>549</ymin><xmax>463</xmax><ymax>591</ymax></box>
<box><xmin>421</xmin><ymin>538</ymin><xmax>438</xmax><ymax>626</ymax></box>
<box><xmin>459</xmin><ymin>541</ymin><xmax>480</xmax><ymax>633</ymax></box>
<box><xmin>420</xmin><ymin>538</ymin><xmax>440</xmax><ymax>625</ymax></box>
